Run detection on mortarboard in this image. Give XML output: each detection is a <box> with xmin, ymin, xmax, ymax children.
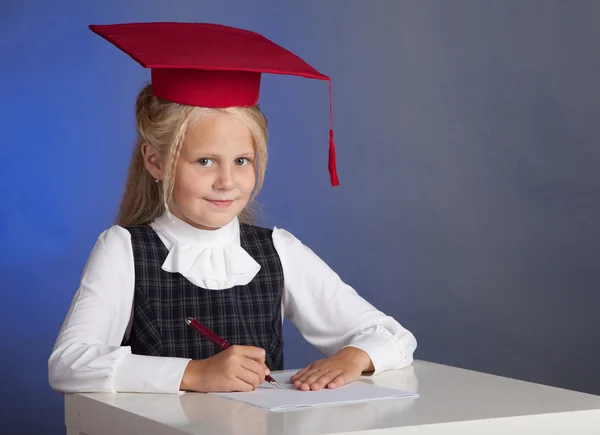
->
<box><xmin>89</xmin><ymin>22</ymin><xmax>339</xmax><ymax>186</ymax></box>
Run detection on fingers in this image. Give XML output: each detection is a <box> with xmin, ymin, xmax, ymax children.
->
<box><xmin>327</xmin><ymin>372</ymin><xmax>351</xmax><ymax>389</ymax></box>
<box><xmin>191</xmin><ymin>346</ymin><xmax>272</xmax><ymax>393</ymax></box>
<box><xmin>293</xmin><ymin>366</ymin><xmax>323</xmax><ymax>391</ymax></box>
<box><xmin>291</xmin><ymin>361</ymin><xmax>343</xmax><ymax>391</ymax></box>
<box><xmin>235</xmin><ymin>365</ymin><xmax>263</xmax><ymax>390</ymax></box>
<box><xmin>230</xmin><ymin>346</ymin><xmax>268</xmax><ymax>389</ymax></box>
<box><xmin>231</xmin><ymin>377</ymin><xmax>255</xmax><ymax>392</ymax></box>
<box><xmin>291</xmin><ymin>362</ymin><xmax>319</xmax><ymax>389</ymax></box>
<box><xmin>296</xmin><ymin>369</ymin><xmax>344</xmax><ymax>391</ymax></box>
<box><xmin>236</xmin><ymin>345</ymin><xmax>267</xmax><ymax>365</ymax></box>
<box><xmin>290</xmin><ymin>356</ymin><xmax>363</xmax><ymax>391</ymax></box>
<box><xmin>240</xmin><ymin>357</ymin><xmax>267</xmax><ymax>385</ymax></box>
<box><xmin>290</xmin><ymin>364</ymin><xmax>312</xmax><ymax>382</ymax></box>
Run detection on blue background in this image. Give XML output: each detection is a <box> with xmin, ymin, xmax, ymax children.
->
<box><xmin>2</xmin><ymin>1</ymin><xmax>599</xmax><ymax>433</ymax></box>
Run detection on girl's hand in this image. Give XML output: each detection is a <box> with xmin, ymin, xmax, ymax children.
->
<box><xmin>290</xmin><ymin>347</ymin><xmax>374</xmax><ymax>391</ymax></box>
<box><xmin>180</xmin><ymin>345</ymin><xmax>270</xmax><ymax>392</ymax></box>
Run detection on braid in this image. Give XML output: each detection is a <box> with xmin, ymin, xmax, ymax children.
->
<box><xmin>163</xmin><ymin>110</ymin><xmax>193</xmax><ymax>214</ymax></box>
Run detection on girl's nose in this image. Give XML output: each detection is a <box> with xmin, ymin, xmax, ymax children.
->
<box><xmin>213</xmin><ymin>166</ymin><xmax>235</xmax><ymax>190</ymax></box>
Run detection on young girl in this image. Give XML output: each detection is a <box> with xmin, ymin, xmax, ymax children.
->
<box><xmin>48</xmin><ymin>22</ymin><xmax>416</xmax><ymax>394</ymax></box>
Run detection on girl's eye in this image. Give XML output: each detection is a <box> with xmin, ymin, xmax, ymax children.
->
<box><xmin>197</xmin><ymin>158</ymin><xmax>214</xmax><ymax>167</ymax></box>
<box><xmin>235</xmin><ymin>158</ymin><xmax>249</xmax><ymax>166</ymax></box>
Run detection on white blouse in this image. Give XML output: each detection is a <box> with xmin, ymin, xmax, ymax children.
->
<box><xmin>48</xmin><ymin>214</ymin><xmax>417</xmax><ymax>394</ymax></box>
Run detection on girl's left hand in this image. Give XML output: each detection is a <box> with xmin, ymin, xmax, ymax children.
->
<box><xmin>290</xmin><ymin>347</ymin><xmax>374</xmax><ymax>391</ymax></box>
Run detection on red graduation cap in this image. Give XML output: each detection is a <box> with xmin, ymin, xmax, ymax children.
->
<box><xmin>89</xmin><ymin>22</ymin><xmax>339</xmax><ymax>186</ymax></box>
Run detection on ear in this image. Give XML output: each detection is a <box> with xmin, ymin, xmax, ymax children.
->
<box><xmin>141</xmin><ymin>143</ymin><xmax>164</xmax><ymax>181</ymax></box>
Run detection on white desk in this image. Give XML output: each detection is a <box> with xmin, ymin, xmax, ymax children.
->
<box><xmin>63</xmin><ymin>360</ymin><xmax>600</xmax><ymax>434</ymax></box>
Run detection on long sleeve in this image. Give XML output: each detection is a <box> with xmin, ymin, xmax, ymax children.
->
<box><xmin>48</xmin><ymin>226</ymin><xmax>190</xmax><ymax>393</ymax></box>
<box><xmin>272</xmin><ymin>228</ymin><xmax>417</xmax><ymax>375</ymax></box>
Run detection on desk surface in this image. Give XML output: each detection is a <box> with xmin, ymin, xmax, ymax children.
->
<box><xmin>64</xmin><ymin>360</ymin><xmax>600</xmax><ymax>435</ymax></box>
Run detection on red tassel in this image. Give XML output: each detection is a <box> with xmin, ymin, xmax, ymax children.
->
<box><xmin>328</xmin><ymin>129</ymin><xmax>339</xmax><ymax>186</ymax></box>
<box><xmin>327</xmin><ymin>79</ymin><xmax>339</xmax><ymax>187</ymax></box>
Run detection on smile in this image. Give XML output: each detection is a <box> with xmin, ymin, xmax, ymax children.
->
<box><xmin>206</xmin><ymin>199</ymin><xmax>234</xmax><ymax>208</ymax></box>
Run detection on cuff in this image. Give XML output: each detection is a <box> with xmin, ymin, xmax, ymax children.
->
<box><xmin>112</xmin><ymin>353</ymin><xmax>191</xmax><ymax>393</ymax></box>
<box><xmin>343</xmin><ymin>333</ymin><xmax>411</xmax><ymax>376</ymax></box>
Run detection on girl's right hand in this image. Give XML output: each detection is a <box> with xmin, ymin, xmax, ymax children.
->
<box><xmin>179</xmin><ymin>345</ymin><xmax>269</xmax><ymax>392</ymax></box>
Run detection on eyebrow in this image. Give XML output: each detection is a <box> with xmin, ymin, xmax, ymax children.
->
<box><xmin>191</xmin><ymin>152</ymin><xmax>255</xmax><ymax>159</ymax></box>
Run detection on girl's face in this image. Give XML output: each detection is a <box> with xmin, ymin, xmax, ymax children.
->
<box><xmin>171</xmin><ymin>112</ymin><xmax>256</xmax><ymax>230</ymax></box>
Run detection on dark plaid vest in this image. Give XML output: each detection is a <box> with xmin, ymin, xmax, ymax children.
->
<box><xmin>123</xmin><ymin>223</ymin><xmax>284</xmax><ymax>370</ymax></box>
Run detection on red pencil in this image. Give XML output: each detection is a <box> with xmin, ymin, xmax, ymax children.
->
<box><xmin>185</xmin><ymin>317</ymin><xmax>282</xmax><ymax>389</ymax></box>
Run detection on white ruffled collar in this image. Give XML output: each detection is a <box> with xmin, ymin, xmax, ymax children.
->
<box><xmin>150</xmin><ymin>214</ymin><xmax>261</xmax><ymax>290</ymax></box>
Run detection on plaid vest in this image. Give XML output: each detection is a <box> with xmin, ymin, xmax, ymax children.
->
<box><xmin>123</xmin><ymin>223</ymin><xmax>284</xmax><ymax>370</ymax></box>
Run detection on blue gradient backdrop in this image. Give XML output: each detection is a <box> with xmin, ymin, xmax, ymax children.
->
<box><xmin>2</xmin><ymin>1</ymin><xmax>600</xmax><ymax>433</ymax></box>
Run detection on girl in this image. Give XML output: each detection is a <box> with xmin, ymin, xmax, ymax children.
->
<box><xmin>48</xmin><ymin>22</ymin><xmax>416</xmax><ymax>394</ymax></box>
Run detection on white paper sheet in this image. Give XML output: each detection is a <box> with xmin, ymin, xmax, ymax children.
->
<box><xmin>211</xmin><ymin>370</ymin><xmax>418</xmax><ymax>412</ymax></box>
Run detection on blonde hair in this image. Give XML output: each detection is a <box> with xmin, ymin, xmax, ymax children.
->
<box><xmin>116</xmin><ymin>84</ymin><xmax>268</xmax><ymax>227</ymax></box>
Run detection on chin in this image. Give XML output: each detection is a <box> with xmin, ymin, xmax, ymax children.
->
<box><xmin>188</xmin><ymin>214</ymin><xmax>237</xmax><ymax>230</ymax></box>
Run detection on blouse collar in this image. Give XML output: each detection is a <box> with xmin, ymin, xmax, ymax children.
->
<box><xmin>150</xmin><ymin>213</ymin><xmax>261</xmax><ymax>290</ymax></box>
